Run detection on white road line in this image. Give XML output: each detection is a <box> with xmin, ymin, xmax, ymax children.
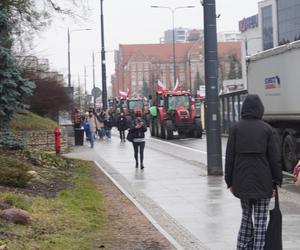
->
<box><xmin>148</xmin><ymin>137</ymin><xmax>226</xmax><ymax>160</ymax></box>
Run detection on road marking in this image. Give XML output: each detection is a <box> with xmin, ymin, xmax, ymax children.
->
<box><xmin>148</xmin><ymin>137</ymin><xmax>226</xmax><ymax>160</ymax></box>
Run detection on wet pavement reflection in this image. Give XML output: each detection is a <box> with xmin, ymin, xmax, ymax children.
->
<box><xmin>66</xmin><ymin>129</ymin><xmax>300</xmax><ymax>250</ymax></box>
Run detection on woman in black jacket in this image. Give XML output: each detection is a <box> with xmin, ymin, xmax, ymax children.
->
<box><xmin>117</xmin><ymin>112</ymin><xmax>128</xmax><ymax>142</ymax></box>
<box><xmin>225</xmin><ymin>94</ymin><xmax>282</xmax><ymax>250</ymax></box>
<box><xmin>129</xmin><ymin>114</ymin><xmax>147</xmax><ymax>169</ymax></box>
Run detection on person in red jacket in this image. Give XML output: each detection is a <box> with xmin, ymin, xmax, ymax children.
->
<box><xmin>225</xmin><ymin>94</ymin><xmax>282</xmax><ymax>250</ymax></box>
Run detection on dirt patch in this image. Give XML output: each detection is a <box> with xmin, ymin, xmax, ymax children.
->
<box><xmin>90</xmin><ymin>163</ymin><xmax>176</xmax><ymax>250</ymax></box>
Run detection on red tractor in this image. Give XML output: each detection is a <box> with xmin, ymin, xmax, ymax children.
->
<box><xmin>149</xmin><ymin>88</ymin><xmax>203</xmax><ymax>139</ymax></box>
<box><xmin>126</xmin><ymin>97</ymin><xmax>149</xmax><ymax>126</ymax></box>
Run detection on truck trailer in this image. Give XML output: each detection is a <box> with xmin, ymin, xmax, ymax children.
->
<box><xmin>246</xmin><ymin>40</ymin><xmax>300</xmax><ymax>172</ymax></box>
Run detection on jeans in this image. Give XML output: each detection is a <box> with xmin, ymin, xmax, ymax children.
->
<box><xmin>88</xmin><ymin>131</ymin><xmax>95</xmax><ymax>148</ymax></box>
<box><xmin>105</xmin><ymin>129</ymin><xmax>111</xmax><ymax>138</ymax></box>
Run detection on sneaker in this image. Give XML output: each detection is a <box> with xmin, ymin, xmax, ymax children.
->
<box><xmin>141</xmin><ymin>165</ymin><xmax>144</xmax><ymax>170</ymax></box>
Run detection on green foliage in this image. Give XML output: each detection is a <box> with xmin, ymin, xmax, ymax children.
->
<box><xmin>0</xmin><ymin>154</ymin><xmax>32</xmax><ymax>187</ymax></box>
<box><xmin>0</xmin><ymin>45</ymin><xmax>35</xmax><ymax>118</ymax></box>
<box><xmin>27</xmin><ymin>150</ymin><xmax>72</xmax><ymax>170</ymax></box>
<box><xmin>11</xmin><ymin>110</ymin><xmax>58</xmax><ymax>131</ymax></box>
<box><xmin>0</xmin><ymin>10</ymin><xmax>35</xmax><ymax>149</ymax></box>
<box><xmin>2</xmin><ymin>193</ymin><xmax>30</xmax><ymax>210</ymax></box>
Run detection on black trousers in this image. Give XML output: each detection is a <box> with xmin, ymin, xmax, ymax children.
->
<box><xmin>132</xmin><ymin>142</ymin><xmax>145</xmax><ymax>164</ymax></box>
<box><xmin>119</xmin><ymin>130</ymin><xmax>125</xmax><ymax>140</ymax></box>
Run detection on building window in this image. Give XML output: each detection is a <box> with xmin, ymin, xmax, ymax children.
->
<box><xmin>277</xmin><ymin>0</ymin><xmax>300</xmax><ymax>45</ymax></box>
<box><xmin>262</xmin><ymin>5</ymin><xmax>273</xmax><ymax>50</ymax></box>
<box><xmin>138</xmin><ymin>71</ymin><xmax>143</xmax><ymax>81</ymax></box>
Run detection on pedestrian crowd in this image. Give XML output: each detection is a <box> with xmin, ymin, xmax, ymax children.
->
<box><xmin>71</xmin><ymin>107</ymin><xmax>147</xmax><ymax>169</ymax></box>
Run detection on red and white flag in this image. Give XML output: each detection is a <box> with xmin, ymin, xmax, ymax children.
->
<box><xmin>173</xmin><ymin>79</ymin><xmax>182</xmax><ymax>92</ymax></box>
<box><xmin>119</xmin><ymin>88</ymin><xmax>130</xmax><ymax>98</ymax></box>
<box><xmin>156</xmin><ymin>80</ymin><xmax>167</xmax><ymax>93</ymax></box>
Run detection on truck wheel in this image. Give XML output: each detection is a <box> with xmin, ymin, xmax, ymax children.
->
<box><xmin>194</xmin><ymin>118</ymin><xmax>203</xmax><ymax>138</ymax></box>
<box><xmin>282</xmin><ymin>134</ymin><xmax>297</xmax><ymax>172</ymax></box>
<box><xmin>165</xmin><ymin>120</ymin><xmax>173</xmax><ymax>140</ymax></box>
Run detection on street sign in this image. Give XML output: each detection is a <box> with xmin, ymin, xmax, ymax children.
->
<box><xmin>91</xmin><ymin>87</ymin><xmax>102</xmax><ymax>98</ymax></box>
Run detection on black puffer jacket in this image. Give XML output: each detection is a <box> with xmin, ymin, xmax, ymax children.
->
<box><xmin>225</xmin><ymin>94</ymin><xmax>282</xmax><ymax>200</ymax></box>
<box><xmin>130</xmin><ymin>118</ymin><xmax>147</xmax><ymax>139</ymax></box>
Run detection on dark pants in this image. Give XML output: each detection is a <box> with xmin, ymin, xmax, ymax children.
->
<box><xmin>119</xmin><ymin>130</ymin><xmax>125</xmax><ymax>141</ymax></box>
<box><xmin>132</xmin><ymin>142</ymin><xmax>145</xmax><ymax>165</ymax></box>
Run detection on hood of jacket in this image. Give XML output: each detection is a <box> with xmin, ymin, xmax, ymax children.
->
<box><xmin>241</xmin><ymin>94</ymin><xmax>264</xmax><ymax>119</ymax></box>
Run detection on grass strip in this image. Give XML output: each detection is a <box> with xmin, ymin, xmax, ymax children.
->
<box><xmin>0</xmin><ymin>160</ymin><xmax>105</xmax><ymax>250</ymax></box>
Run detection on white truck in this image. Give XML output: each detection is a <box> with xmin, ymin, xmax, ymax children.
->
<box><xmin>246</xmin><ymin>40</ymin><xmax>300</xmax><ymax>172</ymax></box>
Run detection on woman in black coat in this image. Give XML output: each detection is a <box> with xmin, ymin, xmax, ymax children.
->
<box><xmin>129</xmin><ymin>113</ymin><xmax>147</xmax><ymax>169</ymax></box>
<box><xmin>117</xmin><ymin>112</ymin><xmax>127</xmax><ymax>142</ymax></box>
<box><xmin>225</xmin><ymin>94</ymin><xmax>282</xmax><ymax>250</ymax></box>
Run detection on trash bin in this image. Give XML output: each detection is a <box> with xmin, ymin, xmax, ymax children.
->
<box><xmin>74</xmin><ymin>128</ymin><xmax>84</xmax><ymax>146</ymax></box>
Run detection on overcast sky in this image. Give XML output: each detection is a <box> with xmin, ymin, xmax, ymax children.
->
<box><xmin>33</xmin><ymin>0</ymin><xmax>260</xmax><ymax>93</ymax></box>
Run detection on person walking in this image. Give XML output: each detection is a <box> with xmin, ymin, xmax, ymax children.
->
<box><xmin>86</xmin><ymin>110</ymin><xmax>97</xmax><ymax>148</ymax></box>
<box><xmin>72</xmin><ymin>109</ymin><xmax>82</xmax><ymax>129</ymax></box>
<box><xmin>97</xmin><ymin>110</ymin><xmax>106</xmax><ymax>139</ymax></box>
<box><xmin>225</xmin><ymin>94</ymin><xmax>282</xmax><ymax>250</ymax></box>
<box><xmin>117</xmin><ymin>112</ymin><xmax>128</xmax><ymax>142</ymax></box>
<box><xmin>129</xmin><ymin>113</ymin><xmax>147</xmax><ymax>169</ymax></box>
<box><xmin>103</xmin><ymin>111</ymin><xmax>113</xmax><ymax>139</ymax></box>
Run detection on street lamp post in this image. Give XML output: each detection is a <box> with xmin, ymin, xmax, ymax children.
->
<box><xmin>67</xmin><ymin>28</ymin><xmax>91</xmax><ymax>88</ymax></box>
<box><xmin>203</xmin><ymin>0</ymin><xmax>223</xmax><ymax>175</ymax></box>
<box><xmin>151</xmin><ymin>5</ymin><xmax>195</xmax><ymax>87</ymax></box>
<box><xmin>100</xmin><ymin>0</ymin><xmax>107</xmax><ymax>110</ymax></box>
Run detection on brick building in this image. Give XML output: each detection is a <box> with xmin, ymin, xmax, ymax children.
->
<box><xmin>112</xmin><ymin>41</ymin><xmax>241</xmax><ymax>97</ymax></box>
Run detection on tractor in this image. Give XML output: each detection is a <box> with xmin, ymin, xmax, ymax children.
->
<box><xmin>148</xmin><ymin>89</ymin><xmax>203</xmax><ymax>139</ymax></box>
<box><xmin>126</xmin><ymin>97</ymin><xmax>149</xmax><ymax>126</ymax></box>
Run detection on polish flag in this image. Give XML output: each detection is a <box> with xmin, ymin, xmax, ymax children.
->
<box><xmin>156</xmin><ymin>80</ymin><xmax>167</xmax><ymax>93</ymax></box>
<box><xmin>173</xmin><ymin>79</ymin><xmax>182</xmax><ymax>92</ymax></box>
<box><xmin>119</xmin><ymin>88</ymin><xmax>130</xmax><ymax>98</ymax></box>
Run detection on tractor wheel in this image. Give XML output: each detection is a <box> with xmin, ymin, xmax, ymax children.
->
<box><xmin>282</xmin><ymin>133</ymin><xmax>297</xmax><ymax>172</ymax></box>
<box><xmin>194</xmin><ymin>118</ymin><xmax>203</xmax><ymax>139</ymax></box>
<box><xmin>145</xmin><ymin>114</ymin><xmax>150</xmax><ymax>127</ymax></box>
<box><xmin>149</xmin><ymin>118</ymin><xmax>155</xmax><ymax>136</ymax></box>
<box><xmin>165</xmin><ymin>120</ymin><xmax>173</xmax><ymax>140</ymax></box>
<box><xmin>160</xmin><ymin>120</ymin><xmax>166</xmax><ymax>139</ymax></box>
<box><xmin>157</xmin><ymin>119</ymin><xmax>162</xmax><ymax>138</ymax></box>
<box><xmin>126</xmin><ymin>115</ymin><xmax>132</xmax><ymax>128</ymax></box>
<box><xmin>153</xmin><ymin>118</ymin><xmax>159</xmax><ymax>137</ymax></box>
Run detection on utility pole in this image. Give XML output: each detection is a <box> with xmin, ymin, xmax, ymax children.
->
<box><xmin>100</xmin><ymin>0</ymin><xmax>107</xmax><ymax>110</ymax></box>
<box><xmin>92</xmin><ymin>52</ymin><xmax>96</xmax><ymax>109</ymax></box>
<box><xmin>67</xmin><ymin>28</ymin><xmax>71</xmax><ymax>87</ymax></box>
<box><xmin>203</xmin><ymin>0</ymin><xmax>223</xmax><ymax>175</ymax></box>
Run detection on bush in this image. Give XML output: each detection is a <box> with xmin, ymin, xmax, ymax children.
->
<box><xmin>2</xmin><ymin>193</ymin><xmax>30</xmax><ymax>210</ymax></box>
<box><xmin>0</xmin><ymin>155</ymin><xmax>33</xmax><ymax>187</ymax></box>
